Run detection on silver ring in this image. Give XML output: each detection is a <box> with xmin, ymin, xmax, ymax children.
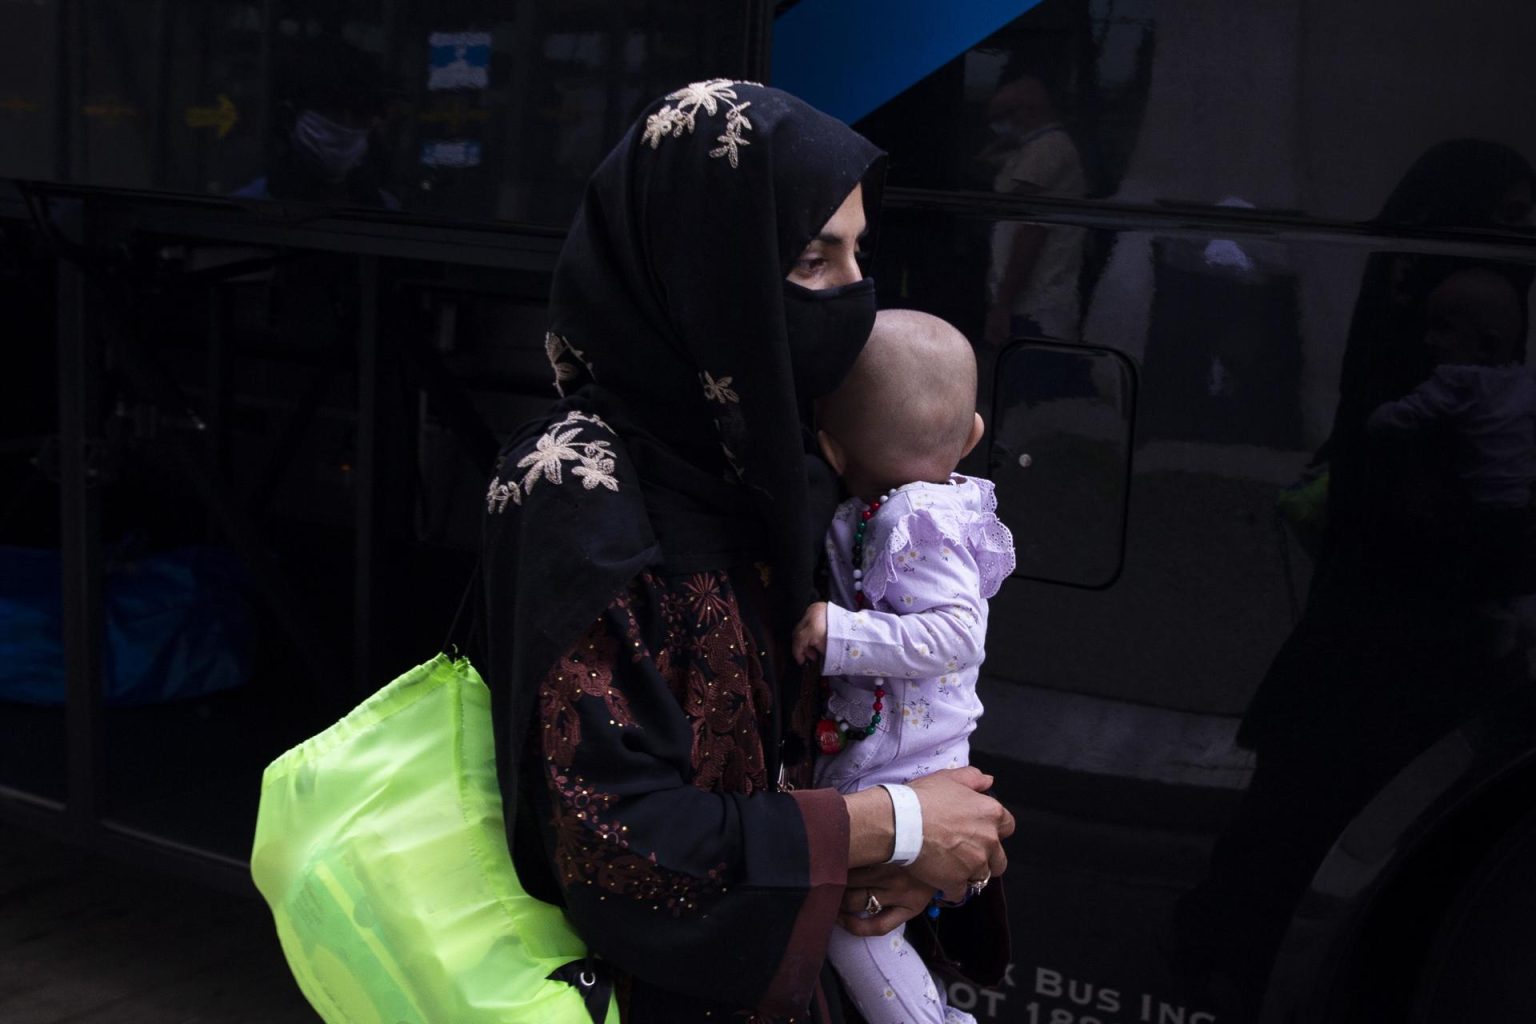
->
<box><xmin>967</xmin><ymin>873</ymin><xmax>991</xmax><ymax>897</ymax></box>
<box><xmin>863</xmin><ymin>889</ymin><xmax>882</xmax><ymax>916</ymax></box>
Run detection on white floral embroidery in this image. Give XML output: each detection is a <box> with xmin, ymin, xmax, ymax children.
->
<box><xmin>545</xmin><ymin>333</ymin><xmax>589</xmax><ymax>397</ymax></box>
<box><xmin>700</xmin><ymin>371</ymin><xmax>739</xmax><ymax>404</ymax></box>
<box><xmin>710</xmin><ymin>102</ymin><xmax>752</xmax><ymax>168</ymax></box>
<box><xmin>486</xmin><ymin>476</ymin><xmax>521</xmax><ymax>513</ymax></box>
<box><xmin>572</xmin><ymin>451</ymin><xmax>619</xmax><ymax>491</ymax></box>
<box><xmin>640</xmin><ymin>80</ymin><xmax>754</xmax><ymax>168</ymax></box>
<box><xmin>486</xmin><ymin>412</ymin><xmax>620</xmax><ymax>513</ymax></box>
<box><xmin>669</xmin><ymin>79</ymin><xmax>738</xmax><ymax>114</ymax></box>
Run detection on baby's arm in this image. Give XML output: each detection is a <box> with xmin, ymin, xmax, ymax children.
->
<box><xmin>822</xmin><ymin>542</ymin><xmax>986</xmax><ymax>683</ymax></box>
<box><xmin>1367</xmin><ymin>368</ymin><xmax>1473</xmax><ymax>436</ymax></box>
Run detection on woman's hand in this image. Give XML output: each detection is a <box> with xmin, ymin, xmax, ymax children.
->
<box><xmin>792</xmin><ymin>602</ymin><xmax>829</xmax><ymax>665</ymax></box>
<box><xmin>908</xmin><ymin>767</ymin><xmax>1014</xmax><ymax>901</ymax></box>
<box><xmin>838</xmin><ymin>864</ymin><xmax>933</xmax><ymax>937</ymax></box>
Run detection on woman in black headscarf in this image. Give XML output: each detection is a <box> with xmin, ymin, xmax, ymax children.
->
<box><xmin>1171</xmin><ymin>140</ymin><xmax>1536</xmax><ymax>1018</ymax></box>
<box><xmin>1314</xmin><ymin>138</ymin><xmax>1534</xmax><ymax>587</ymax></box>
<box><xmin>482</xmin><ymin>81</ymin><xmax>1013</xmax><ymax>1023</ymax></box>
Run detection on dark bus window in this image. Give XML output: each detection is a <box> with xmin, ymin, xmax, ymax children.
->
<box><xmin>0</xmin><ymin>1</ymin><xmax>760</xmax><ymax>227</ymax></box>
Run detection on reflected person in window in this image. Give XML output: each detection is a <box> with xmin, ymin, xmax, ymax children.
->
<box><xmin>980</xmin><ymin>75</ymin><xmax>1088</xmax><ymax>346</ymax></box>
<box><xmin>233</xmin><ymin>38</ymin><xmax>399</xmax><ymax>210</ymax></box>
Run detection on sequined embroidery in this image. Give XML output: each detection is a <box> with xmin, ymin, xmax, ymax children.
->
<box><xmin>548</xmin><ymin>768</ymin><xmax>725</xmax><ymax>917</ymax></box>
<box><xmin>540</xmin><ymin>623</ymin><xmax>635</xmax><ymax>768</ymax></box>
<box><xmin>540</xmin><ymin>604</ymin><xmax>729</xmax><ymax>916</ymax></box>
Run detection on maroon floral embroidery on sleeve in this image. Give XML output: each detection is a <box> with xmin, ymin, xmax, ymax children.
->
<box><xmin>533</xmin><ymin>572</ymin><xmax>787</xmax><ymax>917</ymax></box>
<box><xmin>540</xmin><ymin>616</ymin><xmax>636</xmax><ymax>768</ymax></box>
<box><xmin>548</xmin><ymin>767</ymin><xmax>726</xmax><ymax>916</ymax></box>
<box><xmin>651</xmin><ymin>570</ymin><xmax>774</xmax><ymax>795</ymax></box>
<box><xmin>538</xmin><ymin>600</ymin><xmax>732</xmax><ymax>916</ymax></box>
<box><xmin>682</xmin><ymin>572</ymin><xmax>732</xmax><ymax>627</ymax></box>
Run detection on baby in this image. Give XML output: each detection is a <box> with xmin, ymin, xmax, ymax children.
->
<box><xmin>793</xmin><ymin>309</ymin><xmax>1017</xmax><ymax>1024</ymax></box>
<box><xmin>1366</xmin><ymin>266</ymin><xmax>1533</xmax><ymax>510</ymax></box>
<box><xmin>1367</xmin><ymin>267</ymin><xmax>1536</xmax><ymax>610</ymax></box>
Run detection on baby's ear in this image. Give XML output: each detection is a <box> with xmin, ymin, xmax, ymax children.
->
<box><xmin>960</xmin><ymin>413</ymin><xmax>985</xmax><ymax>459</ymax></box>
<box><xmin>817</xmin><ymin>429</ymin><xmax>847</xmax><ymax>476</ymax></box>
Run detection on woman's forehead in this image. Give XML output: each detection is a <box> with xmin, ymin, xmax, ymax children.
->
<box><xmin>808</xmin><ymin>184</ymin><xmax>867</xmax><ymax>246</ymax></box>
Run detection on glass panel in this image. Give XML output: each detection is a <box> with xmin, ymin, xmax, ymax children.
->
<box><xmin>878</xmin><ymin>194</ymin><xmax>1536</xmax><ymax>1018</ymax></box>
<box><xmin>92</xmin><ymin>248</ymin><xmax>558</xmax><ymax>858</ymax></box>
<box><xmin>850</xmin><ymin>0</ymin><xmax>1536</xmax><ymax>232</ymax></box>
<box><xmin>0</xmin><ymin>222</ymin><xmax>66</xmax><ymax>804</ymax></box>
<box><xmin>0</xmin><ymin>1</ymin><xmax>758</xmax><ymax>227</ymax></box>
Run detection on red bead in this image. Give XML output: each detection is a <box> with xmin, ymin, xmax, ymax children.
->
<box><xmin>874</xmin><ymin>687</ymin><xmax>885</xmax><ymax>696</ymax></box>
<box><xmin>816</xmin><ymin>719</ymin><xmax>845</xmax><ymax>755</ymax></box>
<box><xmin>862</xmin><ymin>509</ymin><xmax>873</xmax><ymax>521</ymax></box>
<box><xmin>872</xmin><ymin>701</ymin><xmax>883</xmax><ymax>711</ymax></box>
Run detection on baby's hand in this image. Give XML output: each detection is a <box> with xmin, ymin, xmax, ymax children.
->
<box><xmin>792</xmin><ymin>602</ymin><xmax>829</xmax><ymax>666</ymax></box>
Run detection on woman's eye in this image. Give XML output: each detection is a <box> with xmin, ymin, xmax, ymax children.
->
<box><xmin>796</xmin><ymin>257</ymin><xmax>826</xmax><ymax>273</ymax></box>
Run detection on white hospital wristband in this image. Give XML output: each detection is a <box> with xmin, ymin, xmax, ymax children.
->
<box><xmin>879</xmin><ymin>783</ymin><xmax>923</xmax><ymax>866</ymax></box>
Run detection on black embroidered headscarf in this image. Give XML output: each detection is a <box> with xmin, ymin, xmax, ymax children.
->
<box><xmin>483</xmin><ymin>83</ymin><xmax>885</xmax><ymax>820</ymax></box>
<box><xmin>545</xmin><ymin>80</ymin><xmax>886</xmax><ymax>626</ymax></box>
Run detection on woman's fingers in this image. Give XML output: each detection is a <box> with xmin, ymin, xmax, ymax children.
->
<box><xmin>838</xmin><ymin>902</ymin><xmax>920</xmax><ymax>937</ymax></box>
<box><xmin>906</xmin><ymin>769</ymin><xmax>1013</xmax><ymax>897</ymax></box>
<box><xmin>837</xmin><ymin>864</ymin><xmax>937</xmax><ymax>935</ymax></box>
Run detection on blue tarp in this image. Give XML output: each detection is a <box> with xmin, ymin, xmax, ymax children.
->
<box><xmin>0</xmin><ymin>545</ymin><xmax>255</xmax><ymax>706</ymax></box>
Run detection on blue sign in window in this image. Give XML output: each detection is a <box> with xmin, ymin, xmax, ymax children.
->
<box><xmin>428</xmin><ymin>31</ymin><xmax>491</xmax><ymax>91</ymax></box>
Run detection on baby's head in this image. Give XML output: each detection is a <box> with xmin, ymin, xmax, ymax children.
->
<box><xmin>816</xmin><ymin>309</ymin><xmax>984</xmax><ymax>501</ymax></box>
<box><xmin>1423</xmin><ymin>267</ymin><xmax>1525</xmax><ymax>367</ymax></box>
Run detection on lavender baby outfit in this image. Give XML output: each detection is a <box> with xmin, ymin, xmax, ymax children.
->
<box><xmin>816</xmin><ymin>474</ymin><xmax>1015</xmax><ymax>1024</ymax></box>
<box><xmin>816</xmin><ymin>474</ymin><xmax>1015</xmax><ymax>793</ymax></box>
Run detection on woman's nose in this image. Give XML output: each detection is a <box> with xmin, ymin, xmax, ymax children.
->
<box><xmin>827</xmin><ymin>252</ymin><xmax>863</xmax><ymax>288</ymax></box>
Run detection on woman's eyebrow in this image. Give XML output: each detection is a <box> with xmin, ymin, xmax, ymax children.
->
<box><xmin>811</xmin><ymin>227</ymin><xmax>868</xmax><ymax>246</ymax></box>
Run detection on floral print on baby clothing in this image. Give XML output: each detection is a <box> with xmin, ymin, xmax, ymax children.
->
<box><xmin>813</xmin><ymin>474</ymin><xmax>1015</xmax><ymax>793</ymax></box>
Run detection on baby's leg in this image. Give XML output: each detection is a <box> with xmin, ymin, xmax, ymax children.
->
<box><xmin>827</xmin><ymin>922</ymin><xmax>975</xmax><ymax>1024</ymax></box>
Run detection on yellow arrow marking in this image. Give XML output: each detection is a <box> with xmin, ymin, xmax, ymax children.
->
<box><xmin>185</xmin><ymin>94</ymin><xmax>239</xmax><ymax>138</ymax></box>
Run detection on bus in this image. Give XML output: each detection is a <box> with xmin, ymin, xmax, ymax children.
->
<box><xmin>2</xmin><ymin>2</ymin><xmax>1534</xmax><ymax>1021</ymax></box>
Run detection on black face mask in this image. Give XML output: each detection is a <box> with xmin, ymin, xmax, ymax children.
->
<box><xmin>783</xmin><ymin>277</ymin><xmax>877</xmax><ymax>404</ymax></box>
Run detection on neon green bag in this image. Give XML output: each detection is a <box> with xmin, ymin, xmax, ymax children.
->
<box><xmin>251</xmin><ymin>654</ymin><xmax>617</xmax><ymax>1024</ymax></box>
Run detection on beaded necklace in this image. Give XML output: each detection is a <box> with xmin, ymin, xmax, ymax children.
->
<box><xmin>815</xmin><ymin>491</ymin><xmax>892</xmax><ymax>757</ymax></box>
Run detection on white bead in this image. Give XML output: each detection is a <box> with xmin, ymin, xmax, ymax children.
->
<box><xmin>852</xmin><ymin>569</ymin><xmax>862</xmax><ymax>579</ymax></box>
<box><xmin>838</xmin><ymin>721</ymin><xmax>849</xmax><ymax>732</ymax></box>
<box><xmin>853</xmin><ymin>581</ymin><xmax>862</xmax><ymax>591</ymax></box>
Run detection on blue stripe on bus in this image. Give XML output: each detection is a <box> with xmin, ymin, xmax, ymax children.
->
<box><xmin>771</xmin><ymin>0</ymin><xmax>1045</xmax><ymax>125</ymax></box>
